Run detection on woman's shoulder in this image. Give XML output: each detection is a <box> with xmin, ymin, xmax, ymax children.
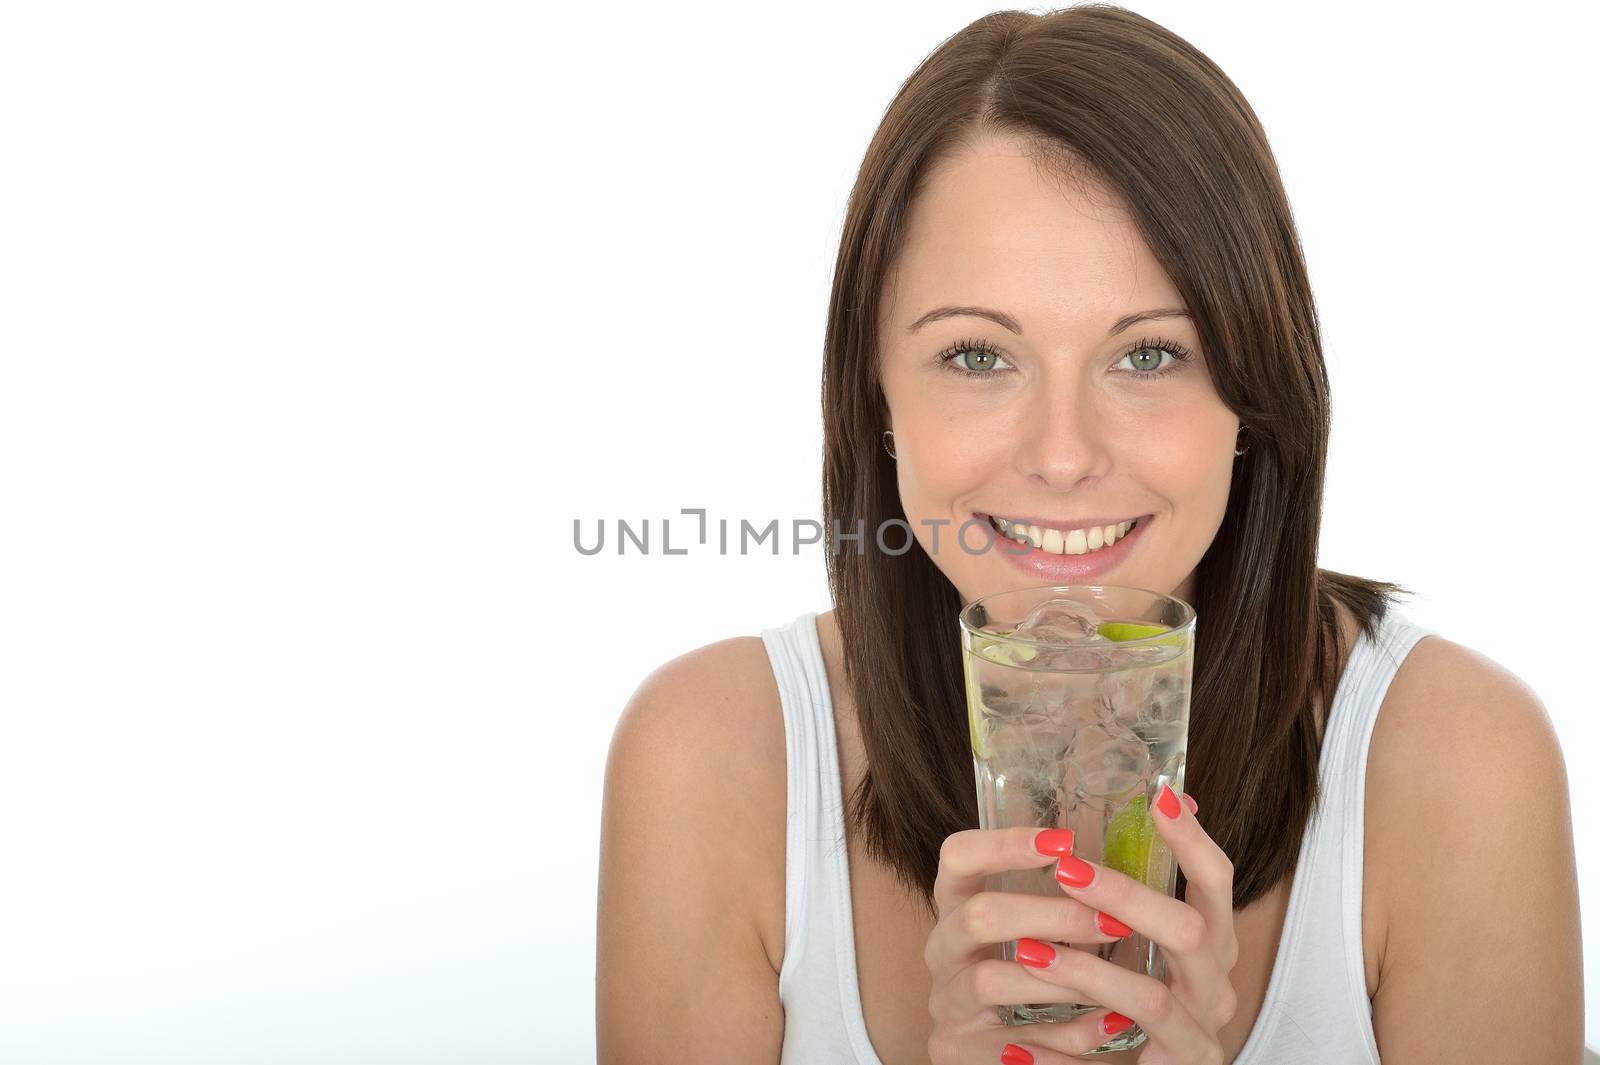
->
<box><xmin>1360</xmin><ymin>624</ymin><xmax>1571</xmax><ymax>1015</ymax></box>
<box><xmin>1365</xmin><ymin>627</ymin><xmax>1556</xmax><ymax>805</ymax></box>
<box><xmin>609</xmin><ymin>631</ymin><xmax>788</xmax><ymax>807</ymax></box>
<box><xmin>622</xmin><ymin>631</ymin><xmax>784</xmax><ymax>716</ymax></box>
<box><xmin>598</xmin><ymin>633</ymin><xmax>791</xmax><ymax>1057</ymax></box>
<box><xmin>605</xmin><ymin>630</ymin><xmax>791</xmax><ymax>967</ymax></box>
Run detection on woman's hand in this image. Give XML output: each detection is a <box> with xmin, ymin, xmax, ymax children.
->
<box><xmin>1042</xmin><ymin>784</ymin><xmax>1239</xmax><ymax>1063</ymax></box>
<box><xmin>925</xmin><ymin>785</ymin><xmax>1239</xmax><ymax>1064</ymax></box>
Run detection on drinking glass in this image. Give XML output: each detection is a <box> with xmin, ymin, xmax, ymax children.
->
<box><xmin>958</xmin><ymin>584</ymin><xmax>1197</xmax><ymax>1053</ymax></box>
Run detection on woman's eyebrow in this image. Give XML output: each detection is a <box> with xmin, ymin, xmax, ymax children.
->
<box><xmin>906</xmin><ymin>305</ymin><xmax>1190</xmax><ymax>337</ymax></box>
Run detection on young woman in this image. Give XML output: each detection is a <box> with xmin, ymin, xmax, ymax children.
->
<box><xmin>596</xmin><ymin>7</ymin><xmax>1581</xmax><ymax>1063</ymax></box>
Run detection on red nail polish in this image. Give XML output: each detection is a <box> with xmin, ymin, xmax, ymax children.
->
<box><xmin>1033</xmin><ymin>828</ymin><xmax>1075</xmax><ymax>856</ymax></box>
<box><xmin>1182</xmin><ymin>792</ymin><xmax>1199</xmax><ymax>815</ymax></box>
<box><xmin>1001</xmin><ymin>1044</ymin><xmax>1034</xmax><ymax>1065</ymax></box>
<box><xmin>1156</xmin><ymin>783</ymin><xmax>1181</xmax><ymax>820</ymax></box>
<box><xmin>1055</xmin><ymin>854</ymin><xmax>1095</xmax><ymax>888</ymax></box>
<box><xmin>1015</xmin><ymin>937</ymin><xmax>1056</xmax><ymax>968</ymax></box>
<box><xmin>1095</xmin><ymin>911</ymin><xmax>1132</xmax><ymax>938</ymax></box>
<box><xmin>1101</xmin><ymin>1011</ymin><xmax>1134</xmax><ymax>1037</ymax></box>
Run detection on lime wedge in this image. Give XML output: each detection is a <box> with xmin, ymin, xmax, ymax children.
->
<box><xmin>1103</xmin><ymin>794</ymin><xmax>1157</xmax><ymax>883</ymax></box>
<box><xmin>1096</xmin><ymin>621</ymin><xmax>1168</xmax><ymax>642</ymax></box>
<box><xmin>979</xmin><ymin>639</ymin><xmax>1037</xmax><ymax>665</ymax></box>
<box><xmin>964</xmin><ymin>658</ymin><xmax>990</xmax><ymax>760</ymax></box>
<box><xmin>968</xmin><ymin>704</ymin><xmax>988</xmax><ymax>760</ymax></box>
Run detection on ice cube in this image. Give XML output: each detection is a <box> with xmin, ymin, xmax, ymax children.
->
<box><xmin>1062</xmin><ymin>721</ymin><xmax>1151</xmax><ymax>801</ymax></box>
<box><xmin>1029</xmin><ymin>640</ymin><xmax>1119</xmax><ymax>673</ymax></box>
<box><xmin>1014</xmin><ymin>597</ymin><xmax>1103</xmax><ymax>645</ymax></box>
<box><xmin>987</xmin><ymin>715</ymin><xmax>1076</xmax><ymax>773</ymax></box>
<box><xmin>990</xmin><ymin>716</ymin><xmax>1077</xmax><ymax>826</ymax></box>
<box><xmin>977</xmin><ymin>682</ymin><xmax>1026</xmax><ymax>718</ymax></box>
<box><xmin>1025</xmin><ymin>668</ymin><xmax>1075</xmax><ymax>718</ymax></box>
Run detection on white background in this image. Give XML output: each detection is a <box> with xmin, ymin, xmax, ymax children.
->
<box><xmin>2</xmin><ymin>1</ymin><xmax>1595</xmax><ymax>1062</ymax></box>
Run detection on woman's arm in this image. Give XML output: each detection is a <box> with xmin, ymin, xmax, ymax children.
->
<box><xmin>1366</xmin><ymin>638</ymin><xmax>1582</xmax><ymax>1062</ymax></box>
<box><xmin>596</xmin><ymin>639</ymin><xmax>787</xmax><ymax>1064</ymax></box>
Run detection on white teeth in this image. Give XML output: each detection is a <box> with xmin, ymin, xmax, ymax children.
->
<box><xmin>987</xmin><ymin>515</ymin><xmax>1138</xmax><ymax>555</ymax></box>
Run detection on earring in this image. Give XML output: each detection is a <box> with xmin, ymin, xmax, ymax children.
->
<box><xmin>1234</xmin><ymin>426</ymin><xmax>1249</xmax><ymax>457</ymax></box>
<box><xmin>882</xmin><ymin>430</ymin><xmax>897</xmax><ymax>460</ymax></box>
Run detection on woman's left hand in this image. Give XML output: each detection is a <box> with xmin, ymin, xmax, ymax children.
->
<box><xmin>1010</xmin><ymin>783</ymin><xmax>1239</xmax><ymax>1063</ymax></box>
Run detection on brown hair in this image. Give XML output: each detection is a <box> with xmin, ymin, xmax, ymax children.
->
<box><xmin>821</xmin><ymin>3</ymin><xmax>1411</xmax><ymax>914</ymax></box>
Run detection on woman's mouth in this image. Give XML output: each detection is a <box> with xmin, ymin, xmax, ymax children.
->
<box><xmin>981</xmin><ymin>513</ymin><xmax>1145</xmax><ymax>556</ymax></box>
<box><xmin>975</xmin><ymin>511</ymin><xmax>1152</xmax><ymax>581</ymax></box>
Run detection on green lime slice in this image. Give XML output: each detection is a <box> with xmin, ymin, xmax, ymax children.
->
<box><xmin>1096</xmin><ymin>621</ymin><xmax>1169</xmax><ymax>641</ymax></box>
<box><xmin>1103</xmin><ymin>794</ymin><xmax>1157</xmax><ymax>883</ymax></box>
<box><xmin>968</xmin><ymin>705</ymin><xmax>988</xmax><ymax>760</ymax></box>
<box><xmin>978</xmin><ymin>639</ymin><xmax>1037</xmax><ymax>665</ymax></box>
<box><xmin>966</xmin><ymin>678</ymin><xmax>988</xmax><ymax>760</ymax></box>
<box><xmin>964</xmin><ymin>655</ymin><xmax>990</xmax><ymax>760</ymax></box>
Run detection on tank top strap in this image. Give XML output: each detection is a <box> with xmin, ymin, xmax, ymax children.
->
<box><xmin>758</xmin><ymin>612</ymin><xmax>845</xmax><ymax>995</ymax></box>
<box><xmin>1318</xmin><ymin>605</ymin><xmax>1439</xmax><ymax>833</ymax></box>
<box><xmin>759</xmin><ymin>610</ymin><xmax>882</xmax><ymax>1065</ymax></box>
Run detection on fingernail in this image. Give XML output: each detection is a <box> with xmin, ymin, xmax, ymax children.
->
<box><xmin>1101</xmin><ymin>1011</ymin><xmax>1134</xmax><ymax>1036</ymax></box>
<box><xmin>1182</xmin><ymin>792</ymin><xmax>1199</xmax><ymax>815</ymax></box>
<box><xmin>1001</xmin><ymin>1045</ymin><xmax>1034</xmax><ymax>1065</ymax></box>
<box><xmin>1156</xmin><ymin>783</ymin><xmax>1181</xmax><ymax>820</ymax></box>
<box><xmin>1033</xmin><ymin>828</ymin><xmax>1075</xmax><ymax>856</ymax></box>
<box><xmin>1095</xmin><ymin>911</ymin><xmax>1132</xmax><ymax>938</ymax></box>
<box><xmin>1055</xmin><ymin>854</ymin><xmax>1095</xmax><ymax>889</ymax></box>
<box><xmin>1015</xmin><ymin>937</ymin><xmax>1056</xmax><ymax>968</ymax></box>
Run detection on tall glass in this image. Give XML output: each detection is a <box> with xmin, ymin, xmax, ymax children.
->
<box><xmin>958</xmin><ymin>584</ymin><xmax>1196</xmax><ymax>1054</ymax></box>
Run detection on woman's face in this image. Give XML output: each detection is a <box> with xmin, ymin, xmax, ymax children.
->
<box><xmin>877</xmin><ymin>132</ymin><xmax>1240</xmax><ymax>608</ymax></box>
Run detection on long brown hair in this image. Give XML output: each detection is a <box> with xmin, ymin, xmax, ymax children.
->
<box><xmin>821</xmin><ymin>3</ymin><xmax>1411</xmax><ymax>914</ymax></box>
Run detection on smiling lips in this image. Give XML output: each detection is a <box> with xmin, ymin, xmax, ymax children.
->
<box><xmin>985</xmin><ymin>514</ymin><xmax>1142</xmax><ymax>556</ymax></box>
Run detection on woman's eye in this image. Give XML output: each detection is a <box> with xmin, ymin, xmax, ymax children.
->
<box><xmin>942</xmin><ymin>344</ymin><xmax>1010</xmax><ymax>374</ymax></box>
<box><xmin>1122</xmin><ymin>346</ymin><xmax>1169</xmax><ymax>372</ymax></box>
<box><xmin>1117</xmin><ymin>342</ymin><xmax>1190</xmax><ymax>376</ymax></box>
<box><xmin>957</xmin><ymin>350</ymin><xmax>1003</xmax><ymax>372</ymax></box>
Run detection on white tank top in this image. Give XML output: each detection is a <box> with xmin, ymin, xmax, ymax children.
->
<box><xmin>760</xmin><ymin>606</ymin><xmax>1436</xmax><ymax>1064</ymax></box>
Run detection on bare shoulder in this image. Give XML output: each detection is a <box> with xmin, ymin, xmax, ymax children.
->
<box><xmin>1366</xmin><ymin>634</ymin><xmax>1564</xmax><ymax>804</ymax></box>
<box><xmin>606</xmin><ymin>636</ymin><xmax>789</xmax><ymax>895</ymax></box>
<box><xmin>596</xmin><ymin>635</ymin><xmax>789</xmax><ymax>1064</ymax></box>
<box><xmin>608</xmin><ymin>635</ymin><xmax>788</xmax><ymax>803</ymax></box>
<box><xmin>1363</xmin><ymin>632</ymin><xmax>1582</xmax><ymax>1058</ymax></box>
<box><xmin>1365</xmin><ymin>634</ymin><xmax>1566</xmax><ymax>891</ymax></box>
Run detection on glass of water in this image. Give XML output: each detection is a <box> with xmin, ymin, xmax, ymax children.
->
<box><xmin>958</xmin><ymin>584</ymin><xmax>1197</xmax><ymax>1054</ymax></box>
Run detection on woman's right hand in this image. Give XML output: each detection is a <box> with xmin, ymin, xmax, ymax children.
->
<box><xmin>924</xmin><ymin>826</ymin><xmax>1135</xmax><ymax>1064</ymax></box>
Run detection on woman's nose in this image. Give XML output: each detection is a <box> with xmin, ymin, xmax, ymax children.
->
<box><xmin>1012</xmin><ymin>389</ymin><xmax>1111</xmax><ymax>492</ymax></box>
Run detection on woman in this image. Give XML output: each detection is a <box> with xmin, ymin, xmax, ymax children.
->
<box><xmin>596</xmin><ymin>6</ymin><xmax>1582</xmax><ymax>1063</ymax></box>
